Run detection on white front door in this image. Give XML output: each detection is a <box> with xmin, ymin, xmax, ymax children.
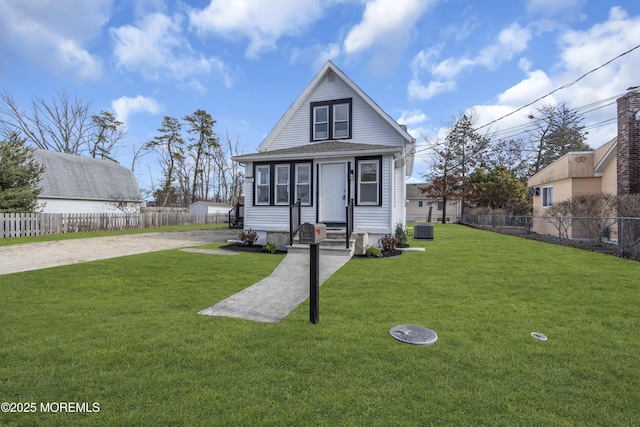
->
<box><xmin>320</xmin><ymin>163</ymin><xmax>346</xmax><ymax>223</ymax></box>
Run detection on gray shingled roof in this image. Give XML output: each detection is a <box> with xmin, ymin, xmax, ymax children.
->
<box><xmin>34</xmin><ymin>149</ymin><xmax>142</xmax><ymax>201</ymax></box>
<box><xmin>233</xmin><ymin>141</ymin><xmax>400</xmax><ymax>162</ymax></box>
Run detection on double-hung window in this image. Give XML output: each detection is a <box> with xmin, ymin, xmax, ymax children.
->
<box><xmin>295</xmin><ymin>164</ymin><xmax>311</xmax><ymax>204</ymax></box>
<box><xmin>275</xmin><ymin>164</ymin><xmax>290</xmax><ymax>205</ymax></box>
<box><xmin>254</xmin><ymin>162</ymin><xmax>313</xmax><ymax>206</ymax></box>
<box><xmin>311</xmin><ymin>99</ymin><xmax>352</xmax><ymax>141</ymax></box>
<box><xmin>357</xmin><ymin>158</ymin><xmax>380</xmax><ymax>205</ymax></box>
<box><xmin>256</xmin><ymin>165</ymin><xmax>270</xmax><ymax>205</ymax></box>
<box><xmin>542</xmin><ymin>186</ymin><xmax>554</xmax><ymax>207</ymax></box>
<box><xmin>313</xmin><ymin>106</ymin><xmax>329</xmax><ymax>140</ymax></box>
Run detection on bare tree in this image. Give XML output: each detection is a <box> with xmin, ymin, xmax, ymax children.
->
<box><xmin>0</xmin><ymin>90</ymin><xmax>93</xmax><ymax>154</ymax></box>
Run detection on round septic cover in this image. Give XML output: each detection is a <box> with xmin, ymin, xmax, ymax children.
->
<box><xmin>390</xmin><ymin>325</ymin><xmax>438</xmax><ymax>345</ymax></box>
<box><xmin>531</xmin><ymin>332</ymin><xmax>547</xmax><ymax>341</ymax></box>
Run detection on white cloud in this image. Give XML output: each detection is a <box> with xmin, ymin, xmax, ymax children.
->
<box><xmin>112</xmin><ymin>95</ymin><xmax>163</xmax><ymax>129</ymax></box>
<box><xmin>409</xmin><ymin>22</ymin><xmax>532</xmax><ymax>100</ymax></box>
<box><xmin>0</xmin><ymin>0</ymin><xmax>108</xmax><ymax>80</ymax></box>
<box><xmin>433</xmin><ymin>6</ymin><xmax>640</xmax><ymax>153</ymax></box>
<box><xmin>189</xmin><ymin>0</ymin><xmax>328</xmax><ymax>59</ymax></box>
<box><xmin>408</xmin><ymin>78</ymin><xmax>456</xmax><ymax>101</ymax></box>
<box><xmin>398</xmin><ymin>109</ymin><xmax>429</xmax><ymax>126</ymax></box>
<box><xmin>343</xmin><ymin>0</ymin><xmax>436</xmax><ymax>54</ymax></box>
<box><xmin>111</xmin><ymin>12</ymin><xmax>230</xmax><ymax>86</ymax></box>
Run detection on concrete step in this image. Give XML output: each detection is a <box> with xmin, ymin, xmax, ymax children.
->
<box><xmin>287</xmin><ymin>243</ymin><xmax>354</xmax><ymax>257</ymax></box>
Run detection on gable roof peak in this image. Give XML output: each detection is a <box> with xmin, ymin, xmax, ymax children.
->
<box><xmin>256</xmin><ymin>60</ymin><xmax>413</xmax><ymax>152</ymax></box>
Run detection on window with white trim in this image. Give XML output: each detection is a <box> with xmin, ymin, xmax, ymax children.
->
<box><xmin>275</xmin><ymin>164</ymin><xmax>290</xmax><ymax>205</ymax></box>
<box><xmin>313</xmin><ymin>106</ymin><xmax>329</xmax><ymax>140</ymax></box>
<box><xmin>418</xmin><ymin>201</ymin><xmax>423</xmax><ymax>208</ymax></box>
<box><xmin>333</xmin><ymin>103</ymin><xmax>349</xmax><ymax>138</ymax></box>
<box><xmin>357</xmin><ymin>159</ymin><xmax>380</xmax><ymax>205</ymax></box>
<box><xmin>437</xmin><ymin>200</ymin><xmax>444</xmax><ymax>211</ymax></box>
<box><xmin>311</xmin><ymin>99</ymin><xmax>352</xmax><ymax>141</ymax></box>
<box><xmin>542</xmin><ymin>186</ymin><xmax>554</xmax><ymax>207</ymax></box>
<box><xmin>256</xmin><ymin>165</ymin><xmax>270</xmax><ymax>205</ymax></box>
<box><xmin>295</xmin><ymin>164</ymin><xmax>311</xmax><ymax>205</ymax></box>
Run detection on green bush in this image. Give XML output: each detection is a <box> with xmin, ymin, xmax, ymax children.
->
<box><xmin>394</xmin><ymin>222</ymin><xmax>408</xmax><ymax>245</ymax></box>
<box><xmin>365</xmin><ymin>246</ymin><xmax>382</xmax><ymax>258</ymax></box>
<box><xmin>263</xmin><ymin>241</ymin><xmax>277</xmax><ymax>254</ymax></box>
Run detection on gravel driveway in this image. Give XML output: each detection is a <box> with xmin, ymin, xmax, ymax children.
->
<box><xmin>0</xmin><ymin>229</ymin><xmax>240</xmax><ymax>275</ymax></box>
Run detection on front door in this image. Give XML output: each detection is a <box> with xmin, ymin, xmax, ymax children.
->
<box><xmin>320</xmin><ymin>162</ymin><xmax>346</xmax><ymax>223</ymax></box>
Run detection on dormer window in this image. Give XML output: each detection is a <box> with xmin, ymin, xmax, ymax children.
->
<box><xmin>311</xmin><ymin>98</ymin><xmax>352</xmax><ymax>141</ymax></box>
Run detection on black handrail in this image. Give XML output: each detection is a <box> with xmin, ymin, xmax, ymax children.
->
<box><xmin>289</xmin><ymin>199</ymin><xmax>301</xmax><ymax>246</ymax></box>
<box><xmin>345</xmin><ymin>198</ymin><xmax>354</xmax><ymax>249</ymax></box>
<box><xmin>228</xmin><ymin>203</ymin><xmax>244</xmax><ymax>228</ymax></box>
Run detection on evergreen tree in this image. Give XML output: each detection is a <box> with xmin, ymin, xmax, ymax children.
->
<box><xmin>183</xmin><ymin>109</ymin><xmax>219</xmax><ymax>203</ymax></box>
<box><xmin>528</xmin><ymin>102</ymin><xmax>589</xmax><ymax>174</ymax></box>
<box><xmin>0</xmin><ymin>132</ymin><xmax>45</xmax><ymax>212</ymax></box>
<box><xmin>146</xmin><ymin>116</ymin><xmax>185</xmax><ymax>207</ymax></box>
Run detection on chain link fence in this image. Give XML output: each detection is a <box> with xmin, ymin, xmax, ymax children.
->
<box><xmin>460</xmin><ymin>214</ymin><xmax>640</xmax><ymax>259</ymax></box>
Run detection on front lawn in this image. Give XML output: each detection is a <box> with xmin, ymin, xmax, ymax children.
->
<box><xmin>1</xmin><ymin>224</ymin><xmax>638</xmax><ymax>425</ymax></box>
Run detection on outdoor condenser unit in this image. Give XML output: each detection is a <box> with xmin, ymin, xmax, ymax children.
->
<box><xmin>414</xmin><ymin>223</ymin><xmax>434</xmax><ymax>240</ymax></box>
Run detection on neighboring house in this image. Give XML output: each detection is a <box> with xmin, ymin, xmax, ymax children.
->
<box><xmin>189</xmin><ymin>201</ymin><xmax>233</xmax><ymax>215</ymax></box>
<box><xmin>33</xmin><ymin>149</ymin><xmax>142</xmax><ymax>214</ymax></box>
<box><xmin>232</xmin><ymin>61</ymin><xmax>415</xmax><ymax>250</ymax></box>
<box><xmin>528</xmin><ymin>89</ymin><xmax>640</xmax><ymax>238</ymax></box>
<box><xmin>406</xmin><ymin>183</ymin><xmax>461</xmax><ymax>222</ymax></box>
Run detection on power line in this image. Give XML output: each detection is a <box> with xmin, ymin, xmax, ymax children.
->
<box><xmin>473</xmin><ymin>43</ymin><xmax>640</xmax><ymax>132</ymax></box>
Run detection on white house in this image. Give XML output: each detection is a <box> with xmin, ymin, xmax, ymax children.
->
<box><xmin>189</xmin><ymin>201</ymin><xmax>233</xmax><ymax>215</ymax></box>
<box><xmin>232</xmin><ymin>61</ymin><xmax>415</xmax><ymax>250</ymax></box>
<box><xmin>34</xmin><ymin>149</ymin><xmax>142</xmax><ymax>213</ymax></box>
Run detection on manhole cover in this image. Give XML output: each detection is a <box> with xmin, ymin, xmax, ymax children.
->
<box><xmin>390</xmin><ymin>325</ymin><xmax>438</xmax><ymax>345</ymax></box>
<box><xmin>531</xmin><ymin>332</ymin><xmax>547</xmax><ymax>341</ymax></box>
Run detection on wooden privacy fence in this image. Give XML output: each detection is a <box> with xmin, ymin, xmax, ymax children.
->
<box><xmin>1</xmin><ymin>212</ymin><xmax>229</xmax><ymax>238</ymax></box>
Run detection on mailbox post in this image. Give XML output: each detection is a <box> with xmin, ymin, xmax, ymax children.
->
<box><xmin>299</xmin><ymin>222</ymin><xmax>327</xmax><ymax>324</ymax></box>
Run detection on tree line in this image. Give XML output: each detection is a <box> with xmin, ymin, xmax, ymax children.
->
<box><xmin>0</xmin><ymin>90</ymin><xmax>243</xmax><ymax>212</ymax></box>
<box><xmin>420</xmin><ymin>102</ymin><xmax>592</xmax><ymax>221</ymax></box>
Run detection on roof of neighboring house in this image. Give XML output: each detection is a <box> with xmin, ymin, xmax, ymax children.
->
<box><xmin>406</xmin><ymin>183</ymin><xmax>428</xmax><ymax>199</ymax></box>
<box><xmin>34</xmin><ymin>149</ymin><xmax>142</xmax><ymax>202</ymax></box>
<box><xmin>233</xmin><ymin>141</ymin><xmax>401</xmax><ymax>162</ymax></box>
<box><xmin>190</xmin><ymin>201</ymin><xmax>233</xmax><ymax>208</ymax></box>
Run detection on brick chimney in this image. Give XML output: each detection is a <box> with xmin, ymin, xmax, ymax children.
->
<box><xmin>617</xmin><ymin>89</ymin><xmax>640</xmax><ymax>195</ymax></box>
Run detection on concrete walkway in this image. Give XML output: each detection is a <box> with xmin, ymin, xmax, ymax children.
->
<box><xmin>198</xmin><ymin>252</ymin><xmax>352</xmax><ymax>323</ymax></box>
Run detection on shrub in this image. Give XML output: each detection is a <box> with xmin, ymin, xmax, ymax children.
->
<box><xmin>263</xmin><ymin>241</ymin><xmax>277</xmax><ymax>254</ymax></box>
<box><xmin>378</xmin><ymin>233</ymin><xmax>399</xmax><ymax>254</ymax></box>
<box><xmin>365</xmin><ymin>246</ymin><xmax>382</xmax><ymax>258</ymax></box>
<box><xmin>394</xmin><ymin>222</ymin><xmax>408</xmax><ymax>245</ymax></box>
<box><xmin>239</xmin><ymin>229</ymin><xmax>258</xmax><ymax>246</ymax></box>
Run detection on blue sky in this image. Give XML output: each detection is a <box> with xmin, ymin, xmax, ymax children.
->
<box><xmin>1</xmin><ymin>0</ymin><xmax>639</xmax><ymax>191</ymax></box>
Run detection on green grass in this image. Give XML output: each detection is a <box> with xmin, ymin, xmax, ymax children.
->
<box><xmin>1</xmin><ymin>225</ymin><xmax>638</xmax><ymax>426</ymax></box>
<box><xmin>0</xmin><ymin>223</ymin><xmax>228</xmax><ymax>247</ymax></box>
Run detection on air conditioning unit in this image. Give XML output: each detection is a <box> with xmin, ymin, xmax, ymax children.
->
<box><xmin>414</xmin><ymin>223</ymin><xmax>434</xmax><ymax>240</ymax></box>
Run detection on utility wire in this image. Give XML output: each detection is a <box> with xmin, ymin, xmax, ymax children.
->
<box><xmin>473</xmin><ymin>43</ymin><xmax>640</xmax><ymax>132</ymax></box>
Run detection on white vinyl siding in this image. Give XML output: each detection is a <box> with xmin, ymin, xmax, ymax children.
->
<box><xmin>266</xmin><ymin>77</ymin><xmax>403</xmax><ymax>151</ymax></box>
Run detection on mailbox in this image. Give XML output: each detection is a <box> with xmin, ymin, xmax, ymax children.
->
<box><xmin>299</xmin><ymin>222</ymin><xmax>327</xmax><ymax>244</ymax></box>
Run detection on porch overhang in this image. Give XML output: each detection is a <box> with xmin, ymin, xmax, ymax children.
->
<box><xmin>232</xmin><ymin>141</ymin><xmax>403</xmax><ymax>163</ymax></box>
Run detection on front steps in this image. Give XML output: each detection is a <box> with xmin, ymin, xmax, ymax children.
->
<box><xmin>287</xmin><ymin>228</ymin><xmax>356</xmax><ymax>257</ymax></box>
